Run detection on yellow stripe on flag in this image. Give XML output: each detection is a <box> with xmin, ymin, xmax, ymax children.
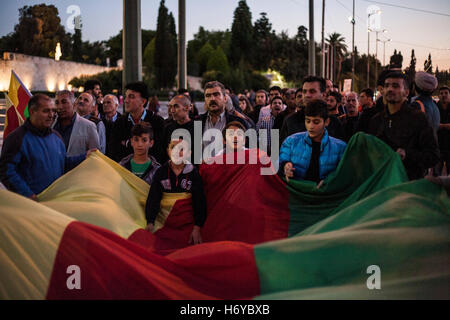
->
<box><xmin>0</xmin><ymin>189</ymin><xmax>74</xmax><ymax>300</ymax></box>
<box><xmin>38</xmin><ymin>151</ymin><xmax>149</xmax><ymax>238</ymax></box>
<box><xmin>8</xmin><ymin>71</ymin><xmax>21</xmax><ymax>107</ymax></box>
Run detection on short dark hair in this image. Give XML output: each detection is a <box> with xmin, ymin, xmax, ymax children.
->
<box><xmin>384</xmin><ymin>72</ymin><xmax>409</xmax><ymax>90</ymax></box>
<box><xmin>439</xmin><ymin>86</ymin><xmax>450</xmax><ymax>93</ymax></box>
<box><xmin>295</xmin><ymin>88</ymin><xmax>303</xmax><ymax>97</ymax></box>
<box><xmin>84</xmin><ymin>79</ymin><xmax>101</xmax><ymax>91</ymax></box>
<box><xmin>327</xmin><ymin>91</ymin><xmax>342</xmax><ymax>103</ymax></box>
<box><xmin>125</xmin><ymin>81</ymin><xmax>149</xmax><ymax>100</ymax></box>
<box><xmin>269</xmin><ymin>86</ymin><xmax>282</xmax><ymax>94</ymax></box>
<box><xmin>271</xmin><ymin>96</ymin><xmax>283</xmax><ymax>105</ymax></box>
<box><xmin>222</xmin><ymin>121</ymin><xmax>246</xmax><ymax>139</ymax></box>
<box><xmin>204</xmin><ymin>81</ymin><xmax>226</xmax><ymax>96</ymax></box>
<box><xmin>360</xmin><ymin>88</ymin><xmax>374</xmax><ymax>99</ymax></box>
<box><xmin>28</xmin><ymin>94</ymin><xmax>51</xmax><ymax>112</ymax></box>
<box><xmin>303</xmin><ymin>75</ymin><xmax>326</xmax><ymax>93</ymax></box>
<box><xmin>131</xmin><ymin>123</ymin><xmax>154</xmax><ymax>140</ymax></box>
<box><xmin>305</xmin><ymin>99</ymin><xmax>329</xmax><ymax>120</ymax></box>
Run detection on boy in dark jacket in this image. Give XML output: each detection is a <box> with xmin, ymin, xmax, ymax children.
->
<box><xmin>119</xmin><ymin>123</ymin><xmax>160</xmax><ymax>185</ymax></box>
<box><xmin>145</xmin><ymin>139</ymin><xmax>207</xmax><ymax>245</ymax></box>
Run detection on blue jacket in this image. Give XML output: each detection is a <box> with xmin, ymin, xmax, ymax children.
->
<box><xmin>411</xmin><ymin>96</ymin><xmax>440</xmax><ymax>134</ymax></box>
<box><xmin>0</xmin><ymin>120</ymin><xmax>85</xmax><ymax>197</ymax></box>
<box><xmin>279</xmin><ymin>130</ymin><xmax>347</xmax><ymax>180</ymax></box>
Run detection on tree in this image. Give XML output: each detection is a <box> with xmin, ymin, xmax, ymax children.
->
<box><xmin>406</xmin><ymin>49</ymin><xmax>417</xmax><ymax>83</ymax></box>
<box><xmin>207</xmin><ymin>46</ymin><xmax>229</xmax><ymax>73</ymax></box>
<box><xmin>253</xmin><ymin>12</ymin><xmax>275</xmax><ymax>70</ymax></box>
<box><xmin>424</xmin><ymin>53</ymin><xmax>433</xmax><ymax>74</ymax></box>
<box><xmin>196</xmin><ymin>42</ymin><xmax>215</xmax><ymax>75</ymax></box>
<box><xmin>389</xmin><ymin>49</ymin><xmax>403</xmax><ymax>69</ymax></box>
<box><xmin>154</xmin><ymin>0</ymin><xmax>177</xmax><ymax>89</ymax></box>
<box><xmin>230</xmin><ymin>0</ymin><xmax>254</xmax><ymax>67</ymax></box>
<box><xmin>10</xmin><ymin>4</ymin><xmax>71</xmax><ymax>58</ymax></box>
<box><xmin>143</xmin><ymin>38</ymin><xmax>156</xmax><ymax>81</ymax></box>
<box><xmin>72</xmin><ymin>26</ymin><xmax>82</xmax><ymax>62</ymax></box>
<box><xmin>326</xmin><ymin>32</ymin><xmax>348</xmax><ymax>81</ymax></box>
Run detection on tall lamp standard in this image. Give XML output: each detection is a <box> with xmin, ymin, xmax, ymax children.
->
<box><xmin>377</xmin><ymin>38</ymin><xmax>391</xmax><ymax>67</ymax></box>
<box><xmin>375</xmin><ymin>29</ymin><xmax>387</xmax><ymax>84</ymax></box>
<box><xmin>367</xmin><ymin>10</ymin><xmax>381</xmax><ymax>88</ymax></box>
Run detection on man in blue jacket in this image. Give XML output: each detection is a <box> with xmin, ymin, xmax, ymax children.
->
<box><xmin>279</xmin><ymin>99</ymin><xmax>347</xmax><ymax>187</ymax></box>
<box><xmin>0</xmin><ymin>94</ymin><xmax>93</xmax><ymax>200</ymax></box>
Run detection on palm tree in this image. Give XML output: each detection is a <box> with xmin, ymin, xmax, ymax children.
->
<box><xmin>326</xmin><ymin>32</ymin><xmax>348</xmax><ymax>82</ymax></box>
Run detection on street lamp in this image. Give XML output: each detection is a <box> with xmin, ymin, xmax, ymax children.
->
<box><xmin>375</xmin><ymin>29</ymin><xmax>387</xmax><ymax>83</ymax></box>
<box><xmin>367</xmin><ymin>10</ymin><xmax>381</xmax><ymax>88</ymax></box>
<box><xmin>377</xmin><ymin>38</ymin><xmax>391</xmax><ymax>66</ymax></box>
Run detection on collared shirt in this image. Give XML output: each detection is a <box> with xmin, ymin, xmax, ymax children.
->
<box><xmin>256</xmin><ymin>112</ymin><xmax>276</xmax><ymax>153</ymax></box>
<box><xmin>54</xmin><ymin>113</ymin><xmax>76</xmax><ymax>150</ymax></box>
<box><xmin>204</xmin><ymin>111</ymin><xmax>226</xmax><ymax>132</ymax></box>
<box><xmin>128</xmin><ymin>109</ymin><xmax>147</xmax><ymax>126</ymax></box>
<box><xmin>203</xmin><ymin>111</ymin><xmax>226</xmax><ymax>155</ymax></box>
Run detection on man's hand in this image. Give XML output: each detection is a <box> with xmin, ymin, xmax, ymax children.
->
<box><xmin>146</xmin><ymin>223</ymin><xmax>154</xmax><ymax>232</ymax></box>
<box><xmin>86</xmin><ymin>148</ymin><xmax>98</xmax><ymax>158</ymax></box>
<box><xmin>396</xmin><ymin>148</ymin><xmax>406</xmax><ymax>161</ymax></box>
<box><xmin>189</xmin><ymin>226</ymin><xmax>202</xmax><ymax>245</ymax></box>
<box><xmin>29</xmin><ymin>194</ymin><xmax>38</xmax><ymax>201</ymax></box>
<box><xmin>284</xmin><ymin>162</ymin><xmax>295</xmax><ymax>182</ymax></box>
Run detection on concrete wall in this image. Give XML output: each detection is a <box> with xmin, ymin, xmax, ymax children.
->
<box><xmin>0</xmin><ymin>52</ymin><xmax>116</xmax><ymax>92</ymax></box>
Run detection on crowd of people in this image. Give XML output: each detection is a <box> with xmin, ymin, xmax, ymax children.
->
<box><xmin>0</xmin><ymin>70</ymin><xmax>448</xmax><ymax>244</ymax></box>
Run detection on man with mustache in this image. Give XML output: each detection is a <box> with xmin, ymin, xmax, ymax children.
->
<box><xmin>196</xmin><ymin>81</ymin><xmax>248</xmax><ymax>157</ymax></box>
<box><xmin>257</xmin><ymin>96</ymin><xmax>284</xmax><ymax>155</ymax></box>
<box><xmin>368</xmin><ymin>72</ymin><xmax>439</xmax><ymax>180</ymax></box>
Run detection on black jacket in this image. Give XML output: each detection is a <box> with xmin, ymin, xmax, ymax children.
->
<box><xmin>162</xmin><ymin>120</ymin><xmax>197</xmax><ymax>164</ymax></box>
<box><xmin>368</xmin><ymin>102</ymin><xmax>440</xmax><ymax>180</ymax></box>
<box><xmin>111</xmin><ymin>110</ymin><xmax>165</xmax><ymax>163</ymax></box>
<box><xmin>145</xmin><ymin>162</ymin><xmax>207</xmax><ymax>227</ymax></box>
<box><xmin>101</xmin><ymin>112</ymin><xmax>122</xmax><ymax>159</ymax></box>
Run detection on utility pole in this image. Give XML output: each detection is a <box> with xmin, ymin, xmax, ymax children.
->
<box><xmin>351</xmin><ymin>0</ymin><xmax>355</xmax><ymax>90</ymax></box>
<box><xmin>123</xmin><ymin>0</ymin><xmax>142</xmax><ymax>102</ymax></box>
<box><xmin>321</xmin><ymin>0</ymin><xmax>325</xmax><ymax>78</ymax></box>
<box><xmin>367</xmin><ymin>27</ymin><xmax>371</xmax><ymax>89</ymax></box>
<box><xmin>177</xmin><ymin>0</ymin><xmax>187</xmax><ymax>90</ymax></box>
<box><xmin>309</xmin><ymin>0</ymin><xmax>315</xmax><ymax>76</ymax></box>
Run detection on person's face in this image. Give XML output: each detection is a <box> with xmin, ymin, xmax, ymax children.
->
<box><xmin>205</xmin><ymin>86</ymin><xmax>226</xmax><ymax>114</ymax></box>
<box><xmin>76</xmin><ymin>93</ymin><xmax>94</xmax><ymax>116</ymax></box>
<box><xmin>55</xmin><ymin>94</ymin><xmax>74</xmax><ymax>120</ymax></box>
<box><xmin>327</xmin><ymin>96</ymin><xmax>337</xmax><ymax>111</ymax></box>
<box><xmin>359</xmin><ymin>92</ymin><xmax>371</xmax><ymax>107</ymax></box>
<box><xmin>384</xmin><ymin>78</ymin><xmax>408</xmax><ymax>105</ymax></box>
<box><xmin>302</xmin><ymin>82</ymin><xmax>323</xmax><ymax>105</ymax></box>
<box><xmin>169</xmin><ymin>97</ymin><xmax>190</xmax><ymax>121</ymax></box>
<box><xmin>255</xmin><ymin>92</ymin><xmax>266</xmax><ymax>106</ymax></box>
<box><xmin>93</xmin><ymin>85</ymin><xmax>101</xmax><ymax>98</ymax></box>
<box><xmin>305</xmin><ymin>115</ymin><xmax>329</xmax><ymax>142</ymax></box>
<box><xmin>271</xmin><ymin>99</ymin><xmax>283</xmax><ymax>117</ymax></box>
<box><xmin>30</xmin><ymin>98</ymin><xmax>57</xmax><ymax>130</ymax></box>
<box><xmin>285</xmin><ymin>90</ymin><xmax>296</xmax><ymax>108</ymax></box>
<box><xmin>326</xmin><ymin>80</ymin><xmax>333</xmax><ymax>94</ymax></box>
<box><xmin>239</xmin><ymin>99</ymin><xmax>246</xmax><ymax>111</ymax></box>
<box><xmin>269</xmin><ymin>90</ymin><xmax>281</xmax><ymax>102</ymax></box>
<box><xmin>131</xmin><ymin>133</ymin><xmax>153</xmax><ymax>156</ymax></box>
<box><xmin>224</xmin><ymin>126</ymin><xmax>245</xmax><ymax>151</ymax></box>
<box><xmin>346</xmin><ymin>93</ymin><xmax>358</xmax><ymax>110</ymax></box>
<box><xmin>125</xmin><ymin>89</ymin><xmax>146</xmax><ymax>114</ymax></box>
<box><xmin>440</xmin><ymin>89</ymin><xmax>450</xmax><ymax>103</ymax></box>
<box><xmin>295</xmin><ymin>92</ymin><xmax>303</xmax><ymax>108</ymax></box>
<box><xmin>347</xmin><ymin>104</ymin><xmax>358</xmax><ymax>117</ymax></box>
<box><xmin>103</xmin><ymin>96</ymin><xmax>118</xmax><ymax>115</ymax></box>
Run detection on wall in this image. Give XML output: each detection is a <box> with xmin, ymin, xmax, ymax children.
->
<box><xmin>0</xmin><ymin>52</ymin><xmax>116</xmax><ymax>92</ymax></box>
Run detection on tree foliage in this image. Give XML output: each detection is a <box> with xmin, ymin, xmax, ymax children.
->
<box><xmin>230</xmin><ymin>0</ymin><xmax>254</xmax><ymax>67</ymax></box>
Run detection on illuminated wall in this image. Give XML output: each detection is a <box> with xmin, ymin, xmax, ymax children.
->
<box><xmin>0</xmin><ymin>53</ymin><xmax>116</xmax><ymax>92</ymax></box>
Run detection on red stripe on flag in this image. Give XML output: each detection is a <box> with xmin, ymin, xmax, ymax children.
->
<box><xmin>46</xmin><ymin>221</ymin><xmax>259</xmax><ymax>299</ymax></box>
<box><xmin>17</xmin><ymin>85</ymin><xmax>31</xmax><ymax>118</ymax></box>
<box><xmin>4</xmin><ymin>106</ymin><xmax>20</xmax><ymax>138</ymax></box>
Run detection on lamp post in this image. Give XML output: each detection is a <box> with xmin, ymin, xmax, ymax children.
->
<box><xmin>349</xmin><ymin>0</ymin><xmax>355</xmax><ymax>90</ymax></box>
<box><xmin>367</xmin><ymin>10</ymin><xmax>381</xmax><ymax>89</ymax></box>
<box><xmin>375</xmin><ymin>29</ymin><xmax>387</xmax><ymax>83</ymax></box>
<box><xmin>377</xmin><ymin>38</ymin><xmax>391</xmax><ymax>67</ymax></box>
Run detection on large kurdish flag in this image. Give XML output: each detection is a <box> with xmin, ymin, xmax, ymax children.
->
<box><xmin>0</xmin><ymin>133</ymin><xmax>449</xmax><ymax>299</ymax></box>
